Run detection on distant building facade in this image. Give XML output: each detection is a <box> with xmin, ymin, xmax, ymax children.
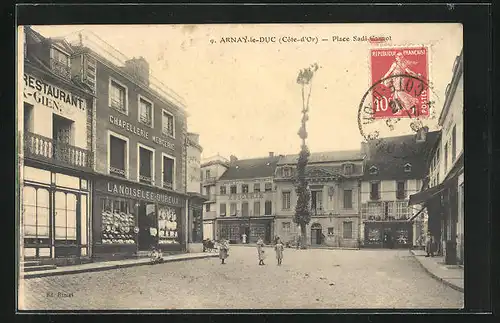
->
<box><xmin>215</xmin><ymin>153</ymin><xmax>279</xmax><ymax>244</ymax></box>
<box><xmin>274</xmin><ymin>151</ymin><xmax>364</xmax><ymax>248</ymax></box>
<box><xmin>360</xmin><ymin>131</ymin><xmax>439</xmax><ymax>249</ymax></box>
<box><xmin>410</xmin><ymin>50</ymin><xmax>464</xmax><ymax>265</ymax></box>
<box><xmin>200</xmin><ymin>155</ymin><xmax>229</xmax><ymax>240</ymax></box>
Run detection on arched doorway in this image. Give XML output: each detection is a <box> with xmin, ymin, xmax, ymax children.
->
<box><xmin>311</xmin><ymin>223</ymin><xmax>322</xmax><ymax>245</ymax></box>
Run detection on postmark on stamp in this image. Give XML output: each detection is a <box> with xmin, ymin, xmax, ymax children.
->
<box><xmin>369</xmin><ymin>46</ymin><xmax>430</xmax><ymax>119</ymax></box>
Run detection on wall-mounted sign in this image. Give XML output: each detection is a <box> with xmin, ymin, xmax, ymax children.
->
<box><xmin>109</xmin><ymin>115</ymin><xmax>175</xmax><ymax>150</ymax></box>
<box><xmin>23</xmin><ymin>73</ymin><xmax>87</xmax><ymax>114</ymax></box>
<box><xmin>228</xmin><ymin>192</ymin><xmax>265</xmax><ymax>200</ymax></box>
<box><xmin>102</xmin><ymin>181</ymin><xmax>182</xmax><ymax>206</ymax></box>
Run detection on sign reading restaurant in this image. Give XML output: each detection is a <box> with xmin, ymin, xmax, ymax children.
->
<box><xmin>109</xmin><ymin>115</ymin><xmax>175</xmax><ymax>150</ymax></box>
<box><xmin>23</xmin><ymin>73</ymin><xmax>87</xmax><ymax>112</ymax></box>
<box><xmin>100</xmin><ymin>181</ymin><xmax>182</xmax><ymax>206</ymax></box>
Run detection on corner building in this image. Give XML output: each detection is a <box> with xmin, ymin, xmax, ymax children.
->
<box><xmin>68</xmin><ymin>31</ymin><xmax>189</xmax><ymax>260</ymax></box>
<box><xmin>215</xmin><ymin>153</ymin><xmax>279</xmax><ymax>244</ymax></box>
<box><xmin>20</xmin><ymin>27</ymin><xmax>95</xmax><ymax>265</ymax></box>
<box><xmin>274</xmin><ymin>151</ymin><xmax>363</xmax><ymax>248</ymax></box>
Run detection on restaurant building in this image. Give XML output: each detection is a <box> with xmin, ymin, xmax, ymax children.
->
<box><xmin>360</xmin><ymin>130</ymin><xmax>440</xmax><ymax>249</ymax></box>
<box><xmin>200</xmin><ymin>155</ymin><xmax>229</xmax><ymax>240</ymax></box>
<box><xmin>214</xmin><ymin>153</ymin><xmax>279</xmax><ymax>244</ymax></box>
<box><xmin>20</xmin><ymin>27</ymin><xmax>95</xmax><ymax>265</ymax></box>
<box><xmin>409</xmin><ymin>50</ymin><xmax>464</xmax><ymax>265</ymax></box>
<box><xmin>274</xmin><ymin>151</ymin><xmax>364</xmax><ymax>248</ymax></box>
<box><xmin>66</xmin><ymin>30</ymin><xmax>190</xmax><ymax>260</ymax></box>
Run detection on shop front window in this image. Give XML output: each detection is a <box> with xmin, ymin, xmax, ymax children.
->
<box><xmin>101</xmin><ymin>197</ymin><xmax>136</xmax><ymax>245</ymax></box>
<box><xmin>158</xmin><ymin>206</ymin><xmax>179</xmax><ymax>244</ymax></box>
<box><xmin>54</xmin><ymin>191</ymin><xmax>77</xmax><ymax>244</ymax></box>
<box><xmin>23</xmin><ymin>186</ymin><xmax>50</xmax><ymax>241</ymax></box>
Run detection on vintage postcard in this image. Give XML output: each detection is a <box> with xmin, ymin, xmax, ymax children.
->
<box><xmin>16</xmin><ymin>23</ymin><xmax>464</xmax><ymax>310</ymax></box>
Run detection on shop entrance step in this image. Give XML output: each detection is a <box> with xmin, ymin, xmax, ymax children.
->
<box><xmin>22</xmin><ymin>263</ymin><xmax>57</xmax><ymax>272</ymax></box>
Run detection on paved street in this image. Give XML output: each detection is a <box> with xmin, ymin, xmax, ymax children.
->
<box><xmin>19</xmin><ymin>247</ymin><xmax>463</xmax><ymax>310</ymax></box>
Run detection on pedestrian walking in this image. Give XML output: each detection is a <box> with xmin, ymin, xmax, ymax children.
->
<box><xmin>257</xmin><ymin>236</ymin><xmax>266</xmax><ymax>265</ymax></box>
<box><xmin>274</xmin><ymin>237</ymin><xmax>284</xmax><ymax>266</ymax></box>
<box><xmin>219</xmin><ymin>238</ymin><xmax>230</xmax><ymax>264</ymax></box>
<box><xmin>425</xmin><ymin>231</ymin><xmax>435</xmax><ymax>257</ymax></box>
<box><xmin>242</xmin><ymin>233</ymin><xmax>247</xmax><ymax>244</ymax></box>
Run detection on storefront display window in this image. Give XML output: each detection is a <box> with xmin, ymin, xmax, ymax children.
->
<box><xmin>54</xmin><ymin>191</ymin><xmax>77</xmax><ymax>243</ymax></box>
<box><xmin>158</xmin><ymin>206</ymin><xmax>179</xmax><ymax>244</ymax></box>
<box><xmin>101</xmin><ymin>197</ymin><xmax>136</xmax><ymax>244</ymax></box>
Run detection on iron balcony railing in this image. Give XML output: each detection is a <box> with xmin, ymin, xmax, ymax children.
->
<box><xmin>163</xmin><ymin>181</ymin><xmax>173</xmax><ymax>190</ymax></box>
<box><xmin>50</xmin><ymin>58</ymin><xmax>72</xmax><ymax>80</ymax></box>
<box><xmin>24</xmin><ymin>131</ymin><xmax>93</xmax><ymax>170</ymax></box>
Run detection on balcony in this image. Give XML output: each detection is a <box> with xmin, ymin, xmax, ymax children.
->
<box><xmin>202</xmin><ymin>176</ymin><xmax>217</xmax><ymax>185</ymax></box>
<box><xmin>24</xmin><ymin>131</ymin><xmax>93</xmax><ymax>171</ymax></box>
<box><xmin>50</xmin><ymin>58</ymin><xmax>71</xmax><ymax>80</ymax></box>
<box><xmin>163</xmin><ymin>181</ymin><xmax>173</xmax><ymax>190</ymax></box>
<box><xmin>139</xmin><ymin>174</ymin><xmax>152</xmax><ymax>185</ymax></box>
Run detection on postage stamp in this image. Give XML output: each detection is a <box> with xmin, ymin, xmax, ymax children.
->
<box><xmin>369</xmin><ymin>46</ymin><xmax>430</xmax><ymax>119</ymax></box>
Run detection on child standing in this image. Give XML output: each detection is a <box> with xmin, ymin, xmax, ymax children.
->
<box><xmin>274</xmin><ymin>237</ymin><xmax>284</xmax><ymax>266</ymax></box>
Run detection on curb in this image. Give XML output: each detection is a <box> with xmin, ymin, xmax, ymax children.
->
<box><xmin>21</xmin><ymin>254</ymin><xmax>218</xmax><ymax>279</ymax></box>
<box><xmin>409</xmin><ymin>250</ymin><xmax>464</xmax><ymax>293</ymax></box>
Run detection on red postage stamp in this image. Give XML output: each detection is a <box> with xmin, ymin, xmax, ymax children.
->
<box><xmin>370</xmin><ymin>46</ymin><xmax>430</xmax><ymax>119</ymax></box>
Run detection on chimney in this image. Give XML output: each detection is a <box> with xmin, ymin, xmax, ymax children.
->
<box><xmin>361</xmin><ymin>142</ymin><xmax>370</xmax><ymax>160</ymax></box>
<box><xmin>269</xmin><ymin>152</ymin><xmax>274</xmax><ymax>158</ymax></box>
<box><xmin>416</xmin><ymin>126</ymin><xmax>429</xmax><ymax>143</ymax></box>
<box><xmin>125</xmin><ymin>56</ymin><xmax>150</xmax><ymax>86</ymax></box>
<box><xmin>229</xmin><ymin>155</ymin><xmax>238</xmax><ymax>164</ymax></box>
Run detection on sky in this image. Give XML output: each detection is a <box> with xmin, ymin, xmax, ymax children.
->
<box><xmin>32</xmin><ymin>24</ymin><xmax>463</xmax><ymax>160</ymax></box>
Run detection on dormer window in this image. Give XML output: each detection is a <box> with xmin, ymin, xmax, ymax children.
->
<box><xmin>343</xmin><ymin>163</ymin><xmax>353</xmax><ymax>176</ymax></box>
<box><xmin>50</xmin><ymin>46</ymin><xmax>71</xmax><ymax>79</ymax></box>
<box><xmin>369</xmin><ymin>166</ymin><xmax>378</xmax><ymax>175</ymax></box>
<box><xmin>404</xmin><ymin>163</ymin><xmax>412</xmax><ymax>173</ymax></box>
<box><xmin>283</xmin><ymin>167</ymin><xmax>291</xmax><ymax>177</ymax></box>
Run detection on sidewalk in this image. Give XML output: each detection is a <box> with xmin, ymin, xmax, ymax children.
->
<box><xmin>21</xmin><ymin>252</ymin><xmax>218</xmax><ymax>279</ymax></box>
<box><xmin>230</xmin><ymin>244</ymin><xmax>359</xmax><ymax>250</ymax></box>
<box><xmin>410</xmin><ymin>249</ymin><xmax>464</xmax><ymax>293</ymax></box>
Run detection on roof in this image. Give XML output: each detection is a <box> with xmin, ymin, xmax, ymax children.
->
<box><xmin>277</xmin><ymin>150</ymin><xmax>363</xmax><ymax>165</ymax></box>
<box><xmin>218</xmin><ymin>156</ymin><xmax>280</xmax><ymax>181</ymax></box>
<box><xmin>363</xmin><ymin>131</ymin><xmax>441</xmax><ymax>181</ymax></box>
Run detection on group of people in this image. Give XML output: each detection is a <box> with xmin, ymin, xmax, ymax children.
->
<box><xmin>218</xmin><ymin>236</ymin><xmax>285</xmax><ymax>266</ymax></box>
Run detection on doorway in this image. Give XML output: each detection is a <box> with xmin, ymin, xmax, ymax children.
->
<box><xmin>52</xmin><ymin>114</ymin><xmax>74</xmax><ymax>160</ymax></box>
<box><xmin>138</xmin><ymin>202</ymin><xmax>157</xmax><ymax>251</ymax></box>
<box><xmin>311</xmin><ymin>223</ymin><xmax>322</xmax><ymax>245</ymax></box>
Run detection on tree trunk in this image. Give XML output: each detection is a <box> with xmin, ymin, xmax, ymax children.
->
<box><xmin>301</xmin><ymin>224</ymin><xmax>307</xmax><ymax>249</ymax></box>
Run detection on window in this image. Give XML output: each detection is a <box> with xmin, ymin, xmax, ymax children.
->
<box><xmin>219</xmin><ymin>203</ymin><xmax>226</xmax><ymax>216</ymax></box>
<box><xmin>283</xmin><ymin>167</ymin><xmax>291</xmax><ymax>177</ymax></box>
<box><xmin>205</xmin><ymin>187</ymin><xmax>211</xmax><ymax>200</ymax></box>
<box><xmin>264</xmin><ymin>201</ymin><xmax>272</xmax><ymax>215</ymax></box>
<box><xmin>230</xmin><ymin>203</ymin><xmax>237</xmax><ymax>216</ymax></box>
<box><xmin>23</xmin><ymin>186</ymin><xmax>50</xmax><ymax>240</ymax></box>
<box><xmin>138</xmin><ymin>96</ymin><xmax>153</xmax><ymax>127</ymax></box>
<box><xmin>343</xmin><ymin>164</ymin><xmax>353</xmax><ymax>175</ymax></box>
<box><xmin>100</xmin><ymin>197</ymin><xmax>135</xmax><ymax>245</ymax></box>
<box><xmin>230</xmin><ymin>185</ymin><xmax>237</xmax><ymax>194</ymax></box>
<box><xmin>343</xmin><ymin>221</ymin><xmax>353</xmax><ymax>239</ymax></box>
<box><xmin>370</xmin><ymin>182</ymin><xmax>380</xmax><ymax>200</ymax></box>
<box><xmin>311</xmin><ymin>190</ymin><xmax>323</xmax><ymax>213</ymax></box>
<box><xmin>254</xmin><ymin>183</ymin><xmax>261</xmax><ymax>192</ymax></box>
<box><xmin>205</xmin><ymin>204</ymin><xmax>210</xmax><ymax>212</ymax></box>
<box><xmin>265</xmin><ymin>183</ymin><xmax>272</xmax><ymax>192</ymax></box>
<box><xmin>220</xmin><ymin>185</ymin><xmax>226</xmax><ymax>195</ymax></box>
<box><xmin>369</xmin><ymin>166</ymin><xmax>378</xmax><ymax>175</ymax></box>
<box><xmin>24</xmin><ymin>103</ymin><xmax>34</xmax><ymax>133</ymax></box>
<box><xmin>282</xmin><ymin>191</ymin><xmax>291</xmax><ymax>210</ymax></box>
<box><xmin>328</xmin><ymin>227</ymin><xmax>334</xmax><ymax>235</ymax></box>
<box><xmin>254</xmin><ymin>201</ymin><xmax>261</xmax><ymax>217</ymax></box>
<box><xmin>404</xmin><ymin>163</ymin><xmax>412</xmax><ymax>173</ymax></box>
<box><xmin>368</xmin><ymin>202</ymin><xmax>382</xmax><ymax>220</ymax></box>
<box><xmin>395</xmin><ymin>201</ymin><xmax>409</xmax><ymax>220</ymax></box>
<box><xmin>138</xmin><ymin>145</ymin><xmax>154</xmax><ymax>184</ymax></box>
<box><xmin>242</xmin><ymin>184</ymin><xmax>249</xmax><ymax>193</ymax></box>
<box><xmin>54</xmin><ymin>191</ymin><xmax>77</xmax><ymax>243</ymax></box>
<box><xmin>343</xmin><ymin>189</ymin><xmax>353</xmax><ymax>209</ymax></box>
<box><xmin>384</xmin><ymin>201</ymin><xmax>394</xmax><ymax>220</ymax></box>
<box><xmin>109</xmin><ymin>133</ymin><xmax>128</xmax><ymax>178</ymax></box>
<box><xmin>50</xmin><ymin>47</ymin><xmax>70</xmax><ymax>79</ymax></box>
<box><xmin>162</xmin><ymin>154</ymin><xmax>175</xmax><ymax>189</ymax></box>
<box><xmin>282</xmin><ymin>222</ymin><xmax>291</xmax><ymax>232</ymax></box>
<box><xmin>396</xmin><ymin>181</ymin><xmax>406</xmax><ymax>200</ymax></box>
<box><xmin>206</xmin><ymin>169</ymin><xmax>211</xmax><ymax>179</ymax></box>
<box><xmin>242</xmin><ymin>202</ymin><xmax>249</xmax><ymax>217</ymax></box>
<box><xmin>452</xmin><ymin>125</ymin><xmax>457</xmax><ymax>162</ymax></box>
<box><xmin>109</xmin><ymin>79</ymin><xmax>127</xmax><ymax>113</ymax></box>
<box><xmin>162</xmin><ymin>110</ymin><xmax>175</xmax><ymax>137</ymax></box>
<box><xmin>444</xmin><ymin>142</ymin><xmax>448</xmax><ymax>173</ymax></box>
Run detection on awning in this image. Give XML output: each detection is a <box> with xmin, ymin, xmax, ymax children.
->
<box><xmin>408</xmin><ymin>182</ymin><xmax>447</xmax><ymax>206</ymax></box>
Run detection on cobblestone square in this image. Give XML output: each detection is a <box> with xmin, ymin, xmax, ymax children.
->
<box><xmin>19</xmin><ymin>247</ymin><xmax>464</xmax><ymax>310</ymax></box>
